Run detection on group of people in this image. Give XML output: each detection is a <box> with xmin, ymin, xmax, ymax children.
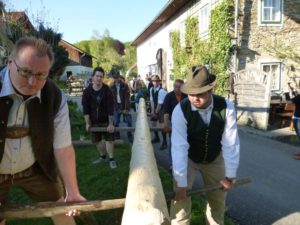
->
<box><xmin>0</xmin><ymin>36</ymin><xmax>242</xmax><ymax>225</ymax></box>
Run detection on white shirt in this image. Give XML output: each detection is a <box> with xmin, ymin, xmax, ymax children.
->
<box><xmin>171</xmin><ymin>98</ymin><xmax>240</xmax><ymax>187</ymax></box>
<box><xmin>149</xmin><ymin>86</ymin><xmax>167</xmax><ymax>104</ymax></box>
<box><xmin>0</xmin><ymin>68</ymin><xmax>72</xmax><ymax>174</ymax></box>
<box><xmin>115</xmin><ymin>83</ymin><xmax>121</xmax><ymax>103</ymax></box>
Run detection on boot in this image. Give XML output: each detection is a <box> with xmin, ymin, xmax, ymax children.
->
<box><xmin>159</xmin><ymin>132</ymin><xmax>167</xmax><ymax>150</ymax></box>
<box><xmin>151</xmin><ymin>132</ymin><xmax>160</xmax><ymax>143</ymax></box>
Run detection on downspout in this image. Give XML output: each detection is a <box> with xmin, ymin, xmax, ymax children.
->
<box><xmin>233</xmin><ymin>0</ymin><xmax>239</xmax><ymax>74</ymax></box>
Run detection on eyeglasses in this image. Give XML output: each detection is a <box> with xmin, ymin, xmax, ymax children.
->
<box><xmin>13</xmin><ymin>59</ymin><xmax>48</xmax><ymax>80</ymax></box>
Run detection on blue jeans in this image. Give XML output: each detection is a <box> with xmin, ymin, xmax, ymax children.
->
<box><xmin>114</xmin><ymin>105</ymin><xmax>133</xmax><ymax>140</ymax></box>
<box><xmin>293</xmin><ymin>118</ymin><xmax>300</xmax><ymax>138</ymax></box>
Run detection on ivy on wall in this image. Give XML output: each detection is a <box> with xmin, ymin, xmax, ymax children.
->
<box><xmin>170</xmin><ymin>0</ymin><xmax>234</xmax><ymax>96</ymax></box>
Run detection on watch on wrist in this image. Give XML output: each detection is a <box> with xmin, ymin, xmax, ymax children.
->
<box><xmin>225</xmin><ymin>177</ymin><xmax>236</xmax><ymax>184</ymax></box>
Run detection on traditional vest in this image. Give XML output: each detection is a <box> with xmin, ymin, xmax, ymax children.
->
<box><xmin>0</xmin><ymin>79</ymin><xmax>62</xmax><ymax>181</ymax></box>
<box><xmin>180</xmin><ymin>95</ymin><xmax>226</xmax><ymax>163</ymax></box>
<box><xmin>151</xmin><ymin>86</ymin><xmax>161</xmax><ymax>108</ymax></box>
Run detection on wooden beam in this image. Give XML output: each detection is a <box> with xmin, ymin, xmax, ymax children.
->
<box><xmin>121</xmin><ymin>98</ymin><xmax>170</xmax><ymax>225</ymax></box>
<box><xmin>0</xmin><ymin>178</ymin><xmax>251</xmax><ymax>219</ymax></box>
<box><xmin>89</xmin><ymin>126</ymin><xmax>164</xmax><ymax>132</ymax></box>
<box><xmin>0</xmin><ymin>199</ymin><xmax>125</xmax><ymax>219</ymax></box>
<box><xmin>72</xmin><ymin>139</ymin><xmax>124</xmax><ymax>147</ymax></box>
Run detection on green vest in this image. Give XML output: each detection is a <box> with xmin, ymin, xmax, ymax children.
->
<box><xmin>0</xmin><ymin>79</ymin><xmax>62</xmax><ymax>181</ymax></box>
<box><xmin>180</xmin><ymin>95</ymin><xmax>226</xmax><ymax>163</ymax></box>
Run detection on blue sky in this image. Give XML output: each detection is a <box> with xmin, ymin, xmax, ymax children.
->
<box><xmin>5</xmin><ymin>0</ymin><xmax>168</xmax><ymax>44</ymax></box>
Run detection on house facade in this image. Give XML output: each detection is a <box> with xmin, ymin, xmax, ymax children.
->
<box><xmin>59</xmin><ymin>39</ymin><xmax>94</xmax><ymax>82</ymax></box>
<box><xmin>132</xmin><ymin>0</ymin><xmax>223</xmax><ymax>90</ymax></box>
<box><xmin>237</xmin><ymin>0</ymin><xmax>300</xmax><ymax>93</ymax></box>
<box><xmin>133</xmin><ymin>0</ymin><xmax>300</xmax><ymax>129</ymax></box>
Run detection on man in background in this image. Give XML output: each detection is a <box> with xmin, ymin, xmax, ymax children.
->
<box><xmin>82</xmin><ymin>67</ymin><xmax>117</xmax><ymax>169</ymax></box>
<box><xmin>111</xmin><ymin>69</ymin><xmax>133</xmax><ymax>143</ymax></box>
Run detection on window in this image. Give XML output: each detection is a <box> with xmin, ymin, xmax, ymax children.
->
<box><xmin>261</xmin><ymin>63</ymin><xmax>282</xmax><ymax>91</ymax></box>
<box><xmin>199</xmin><ymin>4</ymin><xmax>209</xmax><ymax>34</ymax></box>
<box><xmin>261</xmin><ymin>0</ymin><xmax>283</xmax><ymax>24</ymax></box>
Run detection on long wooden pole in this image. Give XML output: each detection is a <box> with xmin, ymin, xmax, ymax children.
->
<box><xmin>121</xmin><ymin>98</ymin><xmax>170</xmax><ymax>225</ymax></box>
<box><xmin>0</xmin><ymin>178</ymin><xmax>251</xmax><ymax>219</ymax></box>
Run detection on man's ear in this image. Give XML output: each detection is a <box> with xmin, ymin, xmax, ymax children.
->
<box><xmin>7</xmin><ymin>57</ymin><xmax>13</xmax><ymax>65</ymax></box>
<box><xmin>7</xmin><ymin>58</ymin><xmax>14</xmax><ymax>70</ymax></box>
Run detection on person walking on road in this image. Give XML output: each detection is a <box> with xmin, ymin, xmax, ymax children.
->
<box><xmin>170</xmin><ymin>65</ymin><xmax>240</xmax><ymax>225</ymax></box>
<box><xmin>163</xmin><ymin>79</ymin><xmax>187</xmax><ymax>168</ymax></box>
<box><xmin>149</xmin><ymin>75</ymin><xmax>168</xmax><ymax>150</ymax></box>
<box><xmin>82</xmin><ymin>67</ymin><xmax>117</xmax><ymax>169</ymax></box>
<box><xmin>287</xmin><ymin>81</ymin><xmax>300</xmax><ymax>160</ymax></box>
<box><xmin>111</xmin><ymin>69</ymin><xmax>133</xmax><ymax>143</ymax></box>
<box><xmin>0</xmin><ymin>36</ymin><xmax>85</xmax><ymax>225</ymax></box>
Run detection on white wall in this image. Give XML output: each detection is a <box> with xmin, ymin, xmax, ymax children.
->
<box><xmin>60</xmin><ymin>65</ymin><xmax>93</xmax><ymax>82</ymax></box>
<box><xmin>136</xmin><ymin>0</ymin><xmax>216</xmax><ymax>91</ymax></box>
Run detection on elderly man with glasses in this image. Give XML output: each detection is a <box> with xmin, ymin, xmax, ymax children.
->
<box><xmin>0</xmin><ymin>37</ymin><xmax>85</xmax><ymax>225</ymax></box>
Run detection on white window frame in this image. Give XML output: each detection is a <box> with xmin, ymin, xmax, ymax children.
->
<box><xmin>199</xmin><ymin>4</ymin><xmax>209</xmax><ymax>37</ymax></box>
<box><xmin>259</xmin><ymin>0</ymin><xmax>284</xmax><ymax>26</ymax></box>
<box><xmin>261</xmin><ymin>62</ymin><xmax>282</xmax><ymax>91</ymax></box>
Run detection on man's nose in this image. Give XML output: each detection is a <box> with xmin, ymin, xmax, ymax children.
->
<box><xmin>27</xmin><ymin>75</ymin><xmax>37</xmax><ymax>85</ymax></box>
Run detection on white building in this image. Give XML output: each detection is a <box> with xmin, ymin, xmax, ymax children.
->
<box><xmin>132</xmin><ymin>0</ymin><xmax>222</xmax><ymax>91</ymax></box>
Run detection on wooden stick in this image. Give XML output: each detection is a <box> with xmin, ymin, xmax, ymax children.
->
<box><xmin>0</xmin><ymin>198</ymin><xmax>125</xmax><ymax>219</ymax></box>
<box><xmin>165</xmin><ymin>178</ymin><xmax>252</xmax><ymax>200</ymax></box>
<box><xmin>72</xmin><ymin>139</ymin><xmax>124</xmax><ymax>147</ymax></box>
<box><xmin>0</xmin><ymin>178</ymin><xmax>251</xmax><ymax>220</ymax></box>
<box><xmin>89</xmin><ymin>126</ymin><xmax>164</xmax><ymax>132</ymax></box>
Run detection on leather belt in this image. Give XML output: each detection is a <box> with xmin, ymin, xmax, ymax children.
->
<box><xmin>0</xmin><ymin>163</ymin><xmax>34</xmax><ymax>184</ymax></box>
<box><xmin>6</xmin><ymin>126</ymin><xmax>30</xmax><ymax>139</ymax></box>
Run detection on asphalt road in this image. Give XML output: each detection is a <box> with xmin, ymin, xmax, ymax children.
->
<box><xmin>153</xmin><ymin>128</ymin><xmax>300</xmax><ymax>225</ymax></box>
<box><xmin>226</xmin><ymin>130</ymin><xmax>300</xmax><ymax>225</ymax></box>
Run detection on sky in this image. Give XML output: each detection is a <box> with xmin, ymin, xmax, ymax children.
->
<box><xmin>4</xmin><ymin>0</ymin><xmax>168</xmax><ymax>44</ymax></box>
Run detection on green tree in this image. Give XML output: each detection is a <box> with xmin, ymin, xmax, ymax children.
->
<box><xmin>75</xmin><ymin>30</ymin><xmax>137</xmax><ymax>76</ymax></box>
<box><xmin>5</xmin><ymin>10</ymin><xmax>69</xmax><ymax>80</ymax></box>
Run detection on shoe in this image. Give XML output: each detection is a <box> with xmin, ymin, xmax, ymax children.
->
<box><xmin>151</xmin><ymin>138</ymin><xmax>160</xmax><ymax>143</ymax></box>
<box><xmin>128</xmin><ymin>137</ymin><xmax>133</xmax><ymax>143</ymax></box>
<box><xmin>293</xmin><ymin>155</ymin><xmax>300</xmax><ymax>160</ymax></box>
<box><xmin>92</xmin><ymin>157</ymin><xmax>107</xmax><ymax>164</ymax></box>
<box><xmin>109</xmin><ymin>160</ymin><xmax>117</xmax><ymax>169</ymax></box>
<box><xmin>293</xmin><ymin>152</ymin><xmax>300</xmax><ymax>160</ymax></box>
<box><xmin>159</xmin><ymin>142</ymin><xmax>168</xmax><ymax>150</ymax></box>
<box><xmin>168</xmin><ymin>165</ymin><xmax>173</xmax><ymax>174</ymax></box>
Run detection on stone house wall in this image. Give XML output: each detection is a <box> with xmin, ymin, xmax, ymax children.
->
<box><xmin>237</xmin><ymin>0</ymin><xmax>300</xmax><ymax>90</ymax></box>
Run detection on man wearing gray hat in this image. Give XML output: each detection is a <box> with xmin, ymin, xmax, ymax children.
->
<box><xmin>170</xmin><ymin>65</ymin><xmax>240</xmax><ymax>225</ymax></box>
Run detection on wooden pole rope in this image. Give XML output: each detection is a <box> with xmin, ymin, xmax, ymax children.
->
<box><xmin>0</xmin><ymin>178</ymin><xmax>251</xmax><ymax>219</ymax></box>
